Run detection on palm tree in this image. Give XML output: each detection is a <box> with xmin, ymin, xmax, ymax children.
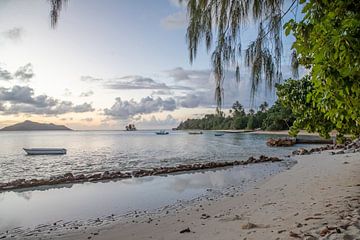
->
<box><xmin>231</xmin><ymin>101</ymin><xmax>245</xmax><ymax>116</ymax></box>
<box><xmin>49</xmin><ymin>0</ymin><xmax>67</xmax><ymax>28</ymax></box>
<box><xmin>259</xmin><ymin>101</ymin><xmax>269</xmax><ymax>112</ymax></box>
<box><xmin>183</xmin><ymin>0</ymin><xmax>299</xmax><ymax>107</ymax></box>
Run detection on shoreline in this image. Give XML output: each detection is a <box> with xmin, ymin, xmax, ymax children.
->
<box><xmin>1</xmin><ymin>140</ymin><xmax>359</xmax><ymax>239</ymax></box>
<box><xmin>0</xmin><ymin>160</ymin><xmax>293</xmax><ymax>238</ymax></box>
<box><xmin>61</xmin><ymin>150</ymin><xmax>360</xmax><ymax>240</ymax></box>
<box><xmin>0</xmin><ymin>156</ymin><xmax>281</xmax><ymax>192</ymax></box>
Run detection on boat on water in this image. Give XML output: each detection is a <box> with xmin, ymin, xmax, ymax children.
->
<box><xmin>155</xmin><ymin>130</ymin><xmax>169</xmax><ymax>135</ymax></box>
<box><xmin>23</xmin><ymin>148</ymin><xmax>67</xmax><ymax>155</ymax></box>
<box><xmin>188</xmin><ymin>131</ymin><xmax>203</xmax><ymax>135</ymax></box>
<box><xmin>214</xmin><ymin>133</ymin><xmax>224</xmax><ymax>136</ymax></box>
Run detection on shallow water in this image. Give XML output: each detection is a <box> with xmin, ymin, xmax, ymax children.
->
<box><xmin>0</xmin><ymin>161</ymin><xmax>292</xmax><ymax>232</ymax></box>
<box><xmin>0</xmin><ymin>131</ymin><xmax>314</xmax><ymax>182</ymax></box>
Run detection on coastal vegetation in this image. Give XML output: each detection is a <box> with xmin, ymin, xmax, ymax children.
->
<box><xmin>182</xmin><ymin>0</ymin><xmax>360</xmax><ymax>140</ymax></box>
<box><xmin>177</xmin><ymin>100</ymin><xmax>295</xmax><ymax>130</ymax></box>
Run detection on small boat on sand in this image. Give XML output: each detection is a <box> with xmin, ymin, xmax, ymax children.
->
<box><xmin>155</xmin><ymin>130</ymin><xmax>169</xmax><ymax>135</ymax></box>
<box><xmin>189</xmin><ymin>131</ymin><xmax>203</xmax><ymax>135</ymax></box>
<box><xmin>214</xmin><ymin>133</ymin><xmax>224</xmax><ymax>136</ymax></box>
<box><xmin>23</xmin><ymin>148</ymin><xmax>67</xmax><ymax>155</ymax></box>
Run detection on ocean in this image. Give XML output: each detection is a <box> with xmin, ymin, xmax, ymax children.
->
<box><xmin>0</xmin><ymin>130</ymin><xmax>319</xmax><ymax>233</ymax></box>
<box><xmin>1</xmin><ymin>130</ymin><xmax>309</xmax><ymax>183</ymax></box>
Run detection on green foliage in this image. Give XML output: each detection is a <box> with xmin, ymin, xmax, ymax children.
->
<box><xmin>246</xmin><ymin>116</ymin><xmax>254</xmax><ymax>130</ymax></box>
<box><xmin>276</xmin><ymin>77</ymin><xmax>335</xmax><ymax>138</ymax></box>
<box><xmin>284</xmin><ymin>0</ymin><xmax>360</xmax><ymax>139</ymax></box>
<box><xmin>261</xmin><ymin>101</ymin><xmax>295</xmax><ymax>131</ymax></box>
<box><xmin>177</xmin><ymin>101</ymin><xmax>294</xmax><ymax>131</ymax></box>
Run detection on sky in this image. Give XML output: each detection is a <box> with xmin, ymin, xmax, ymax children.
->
<box><xmin>0</xmin><ymin>0</ymin><xmax>301</xmax><ymax>130</ymax></box>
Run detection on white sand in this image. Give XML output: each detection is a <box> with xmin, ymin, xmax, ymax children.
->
<box><xmin>62</xmin><ymin>150</ymin><xmax>360</xmax><ymax>240</ymax></box>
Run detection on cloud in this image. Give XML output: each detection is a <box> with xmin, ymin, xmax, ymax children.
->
<box><xmin>0</xmin><ymin>85</ymin><xmax>94</xmax><ymax>115</ymax></box>
<box><xmin>80</xmin><ymin>75</ymin><xmax>102</xmax><ymax>82</ymax></box>
<box><xmin>2</xmin><ymin>27</ymin><xmax>23</xmax><ymax>41</ymax></box>
<box><xmin>79</xmin><ymin>90</ymin><xmax>94</xmax><ymax>97</ymax></box>
<box><xmin>104</xmin><ymin>96</ymin><xmax>177</xmax><ymax>119</ymax></box>
<box><xmin>13</xmin><ymin>63</ymin><xmax>34</xmax><ymax>81</ymax></box>
<box><xmin>72</xmin><ymin>103</ymin><xmax>94</xmax><ymax>112</ymax></box>
<box><xmin>63</xmin><ymin>88</ymin><xmax>72</xmax><ymax>96</ymax></box>
<box><xmin>81</xmin><ymin>117</ymin><xmax>93</xmax><ymax>122</ymax></box>
<box><xmin>165</xmin><ymin>67</ymin><xmax>211</xmax><ymax>84</ymax></box>
<box><xmin>136</xmin><ymin>114</ymin><xmax>179</xmax><ymax>129</ymax></box>
<box><xmin>0</xmin><ymin>63</ymin><xmax>34</xmax><ymax>81</ymax></box>
<box><xmin>161</xmin><ymin>11</ymin><xmax>187</xmax><ymax>29</ymax></box>
<box><xmin>105</xmin><ymin>76</ymin><xmax>169</xmax><ymax>90</ymax></box>
<box><xmin>104</xmin><ymin>75</ymin><xmax>192</xmax><ymax>90</ymax></box>
<box><xmin>0</xmin><ymin>66</ymin><xmax>13</xmax><ymax>81</ymax></box>
<box><xmin>177</xmin><ymin>93</ymin><xmax>202</xmax><ymax>108</ymax></box>
<box><xmin>151</xmin><ymin>89</ymin><xmax>173</xmax><ymax>96</ymax></box>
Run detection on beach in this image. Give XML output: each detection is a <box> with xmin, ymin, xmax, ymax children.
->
<box><xmin>0</xmin><ymin>133</ymin><xmax>359</xmax><ymax>239</ymax></box>
<box><xmin>53</xmin><ymin>149</ymin><xmax>359</xmax><ymax>239</ymax></box>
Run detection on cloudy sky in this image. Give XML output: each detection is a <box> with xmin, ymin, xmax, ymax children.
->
<box><xmin>0</xmin><ymin>0</ymin><xmax>299</xmax><ymax>130</ymax></box>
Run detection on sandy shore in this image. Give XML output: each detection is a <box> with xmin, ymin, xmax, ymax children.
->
<box><xmin>250</xmin><ymin>130</ymin><xmax>338</xmax><ymax>137</ymax></box>
<box><xmin>59</xmin><ymin>150</ymin><xmax>360</xmax><ymax>240</ymax></box>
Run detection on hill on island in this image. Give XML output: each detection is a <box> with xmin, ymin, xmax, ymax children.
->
<box><xmin>0</xmin><ymin>120</ymin><xmax>72</xmax><ymax>131</ymax></box>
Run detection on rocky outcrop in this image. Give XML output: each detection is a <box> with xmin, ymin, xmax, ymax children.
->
<box><xmin>267</xmin><ymin>137</ymin><xmax>296</xmax><ymax>147</ymax></box>
<box><xmin>0</xmin><ymin>155</ymin><xmax>282</xmax><ymax>191</ymax></box>
<box><xmin>292</xmin><ymin>138</ymin><xmax>360</xmax><ymax>155</ymax></box>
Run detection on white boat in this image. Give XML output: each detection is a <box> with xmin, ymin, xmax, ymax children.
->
<box><xmin>23</xmin><ymin>148</ymin><xmax>67</xmax><ymax>155</ymax></box>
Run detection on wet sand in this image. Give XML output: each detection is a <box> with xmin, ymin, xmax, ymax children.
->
<box><xmin>62</xmin><ymin>150</ymin><xmax>360</xmax><ymax>240</ymax></box>
<box><xmin>0</xmin><ymin>160</ymin><xmax>291</xmax><ymax>237</ymax></box>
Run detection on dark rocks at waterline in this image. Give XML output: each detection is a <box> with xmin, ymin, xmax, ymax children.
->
<box><xmin>267</xmin><ymin>137</ymin><xmax>296</xmax><ymax>147</ymax></box>
<box><xmin>292</xmin><ymin>138</ymin><xmax>360</xmax><ymax>155</ymax></box>
<box><xmin>179</xmin><ymin>227</ymin><xmax>191</xmax><ymax>233</ymax></box>
<box><xmin>0</xmin><ymin>155</ymin><xmax>282</xmax><ymax>191</ymax></box>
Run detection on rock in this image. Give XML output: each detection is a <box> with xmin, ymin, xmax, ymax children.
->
<box><xmin>200</xmin><ymin>213</ymin><xmax>210</xmax><ymax>219</ymax></box>
<box><xmin>295</xmin><ymin>223</ymin><xmax>303</xmax><ymax>228</ymax></box>
<box><xmin>304</xmin><ymin>236</ymin><xmax>317</xmax><ymax>240</ymax></box>
<box><xmin>289</xmin><ymin>231</ymin><xmax>302</xmax><ymax>238</ymax></box>
<box><xmin>319</xmin><ymin>227</ymin><xmax>330</xmax><ymax>236</ymax></box>
<box><xmin>102</xmin><ymin>171</ymin><xmax>110</xmax><ymax>178</ymax></box>
<box><xmin>89</xmin><ymin>173</ymin><xmax>101</xmax><ymax>180</ymax></box>
<box><xmin>179</xmin><ymin>227</ymin><xmax>191</xmax><ymax>233</ymax></box>
<box><xmin>241</xmin><ymin>222</ymin><xmax>258</xmax><ymax>229</ymax></box>
<box><xmin>343</xmin><ymin>234</ymin><xmax>354</xmax><ymax>240</ymax></box>
<box><xmin>267</xmin><ymin>137</ymin><xmax>296</xmax><ymax>147</ymax></box>
<box><xmin>64</xmin><ymin>173</ymin><xmax>74</xmax><ymax>179</ymax></box>
<box><xmin>292</xmin><ymin>148</ymin><xmax>310</xmax><ymax>155</ymax></box>
<box><xmin>75</xmin><ymin>174</ymin><xmax>85</xmax><ymax>180</ymax></box>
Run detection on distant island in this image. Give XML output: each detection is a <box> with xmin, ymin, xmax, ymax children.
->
<box><xmin>0</xmin><ymin>120</ymin><xmax>72</xmax><ymax>131</ymax></box>
<box><xmin>125</xmin><ymin>124</ymin><xmax>137</xmax><ymax>131</ymax></box>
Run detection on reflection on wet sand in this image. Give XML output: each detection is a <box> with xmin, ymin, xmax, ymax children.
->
<box><xmin>0</xmin><ymin>160</ymin><xmax>293</xmax><ymax>235</ymax></box>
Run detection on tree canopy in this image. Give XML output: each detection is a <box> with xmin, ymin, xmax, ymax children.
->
<box><xmin>177</xmin><ymin>100</ymin><xmax>294</xmax><ymax>131</ymax></box>
<box><xmin>284</xmin><ymin>0</ymin><xmax>360</xmax><ymax>139</ymax></box>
